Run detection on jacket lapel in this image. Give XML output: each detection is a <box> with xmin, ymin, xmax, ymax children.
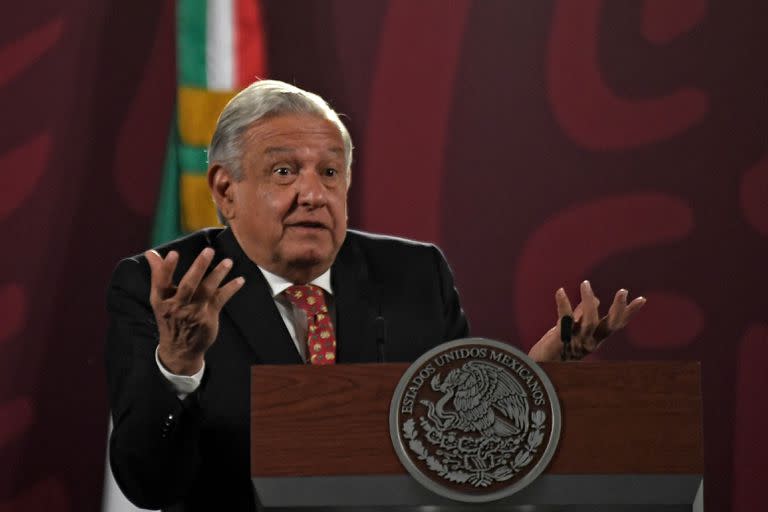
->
<box><xmin>332</xmin><ymin>236</ymin><xmax>380</xmax><ymax>363</ymax></box>
<box><xmin>214</xmin><ymin>229</ymin><xmax>302</xmax><ymax>365</ymax></box>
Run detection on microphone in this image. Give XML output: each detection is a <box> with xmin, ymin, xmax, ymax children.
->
<box><xmin>374</xmin><ymin>316</ymin><xmax>387</xmax><ymax>363</ymax></box>
<box><xmin>560</xmin><ymin>315</ymin><xmax>573</xmax><ymax>361</ymax></box>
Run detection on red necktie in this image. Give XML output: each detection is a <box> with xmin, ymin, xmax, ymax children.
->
<box><xmin>284</xmin><ymin>285</ymin><xmax>337</xmax><ymax>365</ymax></box>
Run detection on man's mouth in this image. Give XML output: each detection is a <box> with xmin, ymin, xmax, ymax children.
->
<box><xmin>287</xmin><ymin>221</ymin><xmax>327</xmax><ymax>230</ymax></box>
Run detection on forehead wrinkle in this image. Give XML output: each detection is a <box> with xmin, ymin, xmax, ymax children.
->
<box><xmin>262</xmin><ymin>146</ymin><xmax>344</xmax><ymax>160</ymax></box>
<box><xmin>247</xmin><ymin>122</ymin><xmax>340</xmax><ymax>144</ymax></box>
<box><xmin>263</xmin><ymin>147</ymin><xmax>295</xmax><ymax>155</ymax></box>
<box><xmin>241</xmin><ymin>115</ymin><xmax>348</xmax><ymax>168</ymax></box>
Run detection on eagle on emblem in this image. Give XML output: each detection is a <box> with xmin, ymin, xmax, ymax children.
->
<box><xmin>422</xmin><ymin>361</ymin><xmax>530</xmax><ymax>437</ymax></box>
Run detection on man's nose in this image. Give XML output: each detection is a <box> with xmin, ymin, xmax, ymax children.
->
<box><xmin>295</xmin><ymin>169</ymin><xmax>327</xmax><ymax>208</ymax></box>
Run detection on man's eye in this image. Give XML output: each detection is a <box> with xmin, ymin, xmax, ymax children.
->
<box><xmin>323</xmin><ymin>168</ymin><xmax>338</xmax><ymax>177</ymax></box>
<box><xmin>273</xmin><ymin>167</ymin><xmax>290</xmax><ymax>176</ymax></box>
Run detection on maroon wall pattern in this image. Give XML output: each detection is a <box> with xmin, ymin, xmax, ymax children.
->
<box><xmin>1</xmin><ymin>0</ymin><xmax>175</xmax><ymax>509</ymax></box>
<box><xmin>1</xmin><ymin>1</ymin><xmax>765</xmax><ymax>510</ymax></box>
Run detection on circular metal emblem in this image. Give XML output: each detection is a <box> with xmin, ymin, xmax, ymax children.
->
<box><xmin>389</xmin><ymin>338</ymin><xmax>561</xmax><ymax>502</ymax></box>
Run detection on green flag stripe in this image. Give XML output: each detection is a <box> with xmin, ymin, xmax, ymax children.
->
<box><xmin>178</xmin><ymin>0</ymin><xmax>207</xmax><ymax>87</ymax></box>
<box><xmin>152</xmin><ymin>108</ymin><xmax>182</xmax><ymax>245</ymax></box>
<box><xmin>179</xmin><ymin>145</ymin><xmax>209</xmax><ymax>174</ymax></box>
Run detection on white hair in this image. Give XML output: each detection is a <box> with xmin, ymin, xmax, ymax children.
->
<box><xmin>208</xmin><ymin>79</ymin><xmax>353</xmax><ymax>180</ymax></box>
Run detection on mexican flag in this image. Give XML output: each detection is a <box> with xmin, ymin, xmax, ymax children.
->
<box><xmin>102</xmin><ymin>0</ymin><xmax>267</xmax><ymax>510</ymax></box>
<box><xmin>153</xmin><ymin>0</ymin><xmax>268</xmax><ymax>245</ymax></box>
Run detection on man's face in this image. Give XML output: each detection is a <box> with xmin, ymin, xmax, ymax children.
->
<box><xmin>217</xmin><ymin>114</ymin><xmax>349</xmax><ymax>282</ymax></box>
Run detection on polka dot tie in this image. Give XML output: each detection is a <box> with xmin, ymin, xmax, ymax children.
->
<box><xmin>283</xmin><ymin>285</ymin><xmax>337</xmax><ymax>365</ymax></box>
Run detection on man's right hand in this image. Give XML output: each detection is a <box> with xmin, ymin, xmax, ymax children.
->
<box><xmin>146</xmin><ymin>248</ymin><xmax>245</xmax><ymax>375</ymax></box>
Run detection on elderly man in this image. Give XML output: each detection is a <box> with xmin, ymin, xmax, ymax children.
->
<box><xmin>105</xmin><ymin>80</ymin><xmax>644</xmax><ymax>511</ymax></box>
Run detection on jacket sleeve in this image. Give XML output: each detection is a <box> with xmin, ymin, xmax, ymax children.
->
<box><xmin>431</xmin><ymin>245</ymin><xmax>470</xmax><ymax>342</ymax></box>
<box><xmin>105</xmin><ymin>257</ymin><xmax>203</xmax><ymax>509</ymax></box>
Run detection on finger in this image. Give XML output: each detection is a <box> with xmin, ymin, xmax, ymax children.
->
<box><xmin>579</xmin><ymin>280</ymin><xmax>600</xmax><ymax>334</ymax></box>
<box><xmin>571</xmin><ymin>293</ymin><xmax>584</xmax><ymax>336</ymax></box>
<box><xmin>555</xmin><ymin>288</ymin><xmax>573</xmax><ymax>319</ymax></box>
<box><xmin>573</xmin><ymin>302</ymin><xmax>583</xmax><ymax>324</ymax></box>
<box><xmin>621</xmin><ymin>296</ymin><xmax>647</xmax><ymax>325</ymax></box>
<box><xmin>593</xmin><ymin>292</ymin><xmax>643</xmax><ymax>343</ymax></box>
<box><xmin>195</xmin><ymin>258</ymin><xmax>234</xmax><ymax>301</ymax></box>
<box><xmin>146</xmin><ymin>250</ymin><xmax>178</xmax><ymax>301</ymax></box>
<box><xmin>606</xmin><ymin>288</ymin><xmax>628</xmax><ymax>330</ymax></box>
<box><xmin>145</xmin><ymin>250</ymin><xmax>162</xmax><ymax>303</ymax></box>
<box><xmin>160</xmin><ymin>251</ymin><xmax>180</xmax><ymax>290</ymax></box>
<box><xmin>573</xmin><ymin>292</ymin><xmax>600</xmax><ymax>323</ymax></box>
<box><xmin>176</xmin><ymin>248</ymin><xmax>215</xmax><ymax>303</ymax></box>
<box><xmin>212</xmin><ymin>276</ymin><xmax>246</xmax><ymax>311</ymax></box>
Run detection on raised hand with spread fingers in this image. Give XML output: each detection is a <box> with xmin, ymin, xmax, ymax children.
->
<box><xmin>528</xmin><ymin>280</ymin><xmax>646</xmax><ymax>362</ymax></box>
<box><xmin>146</xmin><ymin>247</ymin><xmax>245</xmax><ymax>375</ymax></box>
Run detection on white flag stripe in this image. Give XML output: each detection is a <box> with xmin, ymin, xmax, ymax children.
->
<box><xmin>206</xmin><ymin>0</ymin><xmax>235</xmax><ymax>91</ymax></box>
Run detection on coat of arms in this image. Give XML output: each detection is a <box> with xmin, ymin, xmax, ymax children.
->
<box><xmin>390</xmin><ymin>338</ymin><xmax>561</xmax><ymax>502</ymax></box>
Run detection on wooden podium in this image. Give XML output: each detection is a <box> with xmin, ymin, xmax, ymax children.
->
<box><xmin>251</xmin><ymin>362</ymin><xmax>703</xmax><ymax>510</ymax></box>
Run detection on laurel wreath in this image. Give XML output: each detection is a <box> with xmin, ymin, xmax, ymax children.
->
<box><xmin>403</xmin><ymin>418</ymin><xmax>470</xmax><ymax>483</ymax></box>
<box><xmin>511</xmin><ymin>410</ymin><xmax>546</xmax><ymax>472</ymax></box>
<box><xmin>402</xmin><ymin>409</ymin><xmax>546</xmax><ymax>487</ymax></box>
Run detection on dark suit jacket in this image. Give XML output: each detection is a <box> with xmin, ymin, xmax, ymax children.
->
<box><xmin>106</xmin><ymin>227</ymin><xmax>469</xmax><ymax>511</ymax></box>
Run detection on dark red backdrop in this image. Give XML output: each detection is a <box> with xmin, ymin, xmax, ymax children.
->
<box><xmin>1</xmin><ymin>1</ymin><xmax>765</xmax><ymax>510</ymax></box>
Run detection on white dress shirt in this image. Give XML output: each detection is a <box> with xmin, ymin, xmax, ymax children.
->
<box><xmin>156</xmin><ymin>266</ymin><xmax>334</xmax><ymax>399</ymax></box>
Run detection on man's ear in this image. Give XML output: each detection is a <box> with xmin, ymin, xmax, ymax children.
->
<box><xmin>209</xmin><ymin>164</ymin><xmax>235</xmax><ymax>220</ymax></box>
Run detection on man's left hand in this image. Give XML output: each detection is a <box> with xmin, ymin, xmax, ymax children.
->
<box><xmin>528</xmin><ymin>281</ymin><xmax>646</xmax><ymax>362</ymax></box>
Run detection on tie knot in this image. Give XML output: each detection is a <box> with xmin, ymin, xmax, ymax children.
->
<box><xmin>284</xmin><ymin>284</ymin><xmax>328</xmax><ymax>317</ymax></box>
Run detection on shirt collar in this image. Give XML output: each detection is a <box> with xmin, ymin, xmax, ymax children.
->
<box><xmin>258</xmin><ymin>266</ymin><xmax>334</xmax><ymax>298</ymax></box>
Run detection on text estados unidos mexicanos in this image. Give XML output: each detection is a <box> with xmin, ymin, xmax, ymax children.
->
<box><xmin>400</xmin><ymin>347</ymin><xmax>547</xmax><ymax>415</ymax></box>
